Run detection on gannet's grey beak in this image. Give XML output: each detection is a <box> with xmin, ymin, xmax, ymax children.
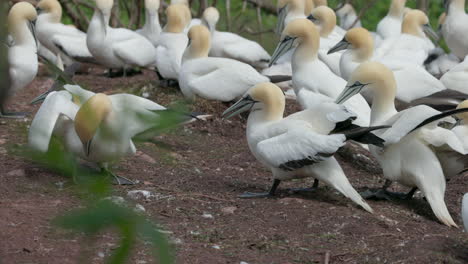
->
<box><xmin>335</xmin><ymin>81</ymin><xmax>369</xmax><ymax>104</ymax></box>
<box><xmin>28</xmin><ymin>20</ymin><xmax>38</xmax><ymax>48</ymax></box>
<box><xmin>269</xmin><ymin>36</ymin><xmax>296</xmax><ymax>67</ymax></box>
<box><xmin>30</xmin><ymin>91</ymin><xmax>50</xmax><ymax>105</ymax></box>
<box><xmin>222</xmin><ymin>95</ymin><xmax>258</xmax><ymax>119</ymax></box>
<box><xmin>328</xmin><ymin>38</ymin><xmax>350</xmax><ymax>54</ymax></box>
<box><xmin>276</xmin><ymin>5</ymin><xmax>288</xmax><ymax>36</ymax></box>
<box><xmin>423</xmin><ymin>24</ymin><xmax>439</xmax><ymax>42</ymax></box>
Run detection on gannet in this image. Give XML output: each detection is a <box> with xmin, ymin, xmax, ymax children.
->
<box><xmin>424</xmin><ymin>47</ymin><xmax>460</xmax><ymax>78</ymax></box>
<box><xmin>170</xmin><ymin>0</ymin><xmax>202</xmax><ymax>31</ymax></box>
<box><xmin>28</xmin><ymin>85</ymin><xmax>200</xmax><ymax>184</ymax></box>
<box><xmin>335</xmin><ymin>3</ymin><xmax>361</xmax><ymax>30</ymax></box>
<box><xmin>376</xmin><ymin>0</ymin><xmax>407</xmax><ymax>39</ymax></box>
<box><xmin>463</xmin><ymin>193</ymin><xmax>468</xmax><ymax>232</ymax></box>
<box><xmin>440</xmin><ymin>55</ymin><xmax>468</xmax><ymax>95</ymax></box>
<box><xmin>442</xmin><ymin>0</ymin><xmax>468</xmax><ymax>60</ymax></box>
<box><xmin>276</xmin><ymin>0</ymin><xmax>306</xmax><ymax>36</ymax></box>
<box><xmin>270</xmin><ymin>19</ymin><xmax>371</xmax><ymax>127</ymax></box>
<box><xmin>304</xmin><ymin>0</ymin><xmax>314</xmax><ymax>16</ymax></box>
<box><xmin>313</xmin><ymin>0</ymin><xmax>327</xmax><ymax>6</ymax></box>
<box><xmin>222</xmin><ymin>82</ymin><xmax>389</xmax><ymax>212</ymax></box>
<box><xmin>335</xmin><ymin>61</ymin><xmax>468</xmax><ymax>227</ymax></box>
<box><xmin>86</xmin><ymin>0</ymin><xmax>157</xmax><ymax>75</ymax></box>
<box><xmin>180</xmin><ymin>25</ymin><xmax>289</xmax><ymax>102</ymax></box>
<box><xmin>155</xmin><ymin>4</ymin><xmax>190</xmax><ymax>82</ymax></box>
<box><xmin>136</xmin><ymin>0</ymin><xmax>162</xmax><ymax>47</ymax></box>
<box><xmin>3</xmin><ymin>2</ymin><xmax>38</xmax><ymax>118</ymax></box>
<box><xmin>35</xmin><ymin>0</ymin><xmax>94</xmax><ymax>70</ymax></box>
<box><xmin>328</xmin><ymin>27</ymin><xmax>447</xmax><ymax>104</ymax></box>
<box><xmin>202</xmin><ymin>7</ymin><xmax>270</xmax><ymax>69</ymax></box>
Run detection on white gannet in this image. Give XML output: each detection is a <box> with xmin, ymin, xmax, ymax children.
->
<box><xmin>136</xmin><ymin>0</ymin><xmax>162</xmax><ymax>47</ymax></box>
<box><xmin>86</xmin><ymin>0</ymin><xmax>157</xmax><ymax>75</ymax></box>
<box><xmin>374</xmin><ymin>10</ymin><xmax>437</xmax><ymax>67</ymax></box>
<box><xmin>202</xmin><ymin>7</ymin><xmax>270</xmax><ymax>69</ymax></box>
<box><xmin>335</xmin><ymin>61</ymin><xmax>468</xmax><ymax>227</ymax></box>
<box><xmin>308</xmin><ymin>6</ymin><xmax>345</xmax><ymax>76</ymax></box>
<box><xmin>28</xmin><ymin>85</ymin><xmax>193</xmax><ymax>184</ymax></box>
<box><xmin>270</xmin><ymin>19</ymin><xmax>371</xmax><ymax>127</ymax></box>
<box><xmin>376</xmin><ymin>0</ymin><xmax>407</xmax><ymax>39</ymax></box>
<box><xmin>155</xmin><ymin>4</ymin><xmax>190</xmax><ymax>82</ymax></box>
<box><xmin>335</xmin><ymin>3</ymin><xmax>361</xmax><ymax>30</ymax></box>
<box><xmin>463</xmin><ymin>193</ymin><xmax>468</xmax><ymax>232</ymax></box>
<box><xmin>170</xmin><ymin>0</ymin><xmax>202</xmax><ymax>31</ymax></box>
<box><xmin>180</xmin><ymin>25</ymin><xmax>290</xmax><ymax>102</ymax></box>
<box><xmin>222</xmin><ymin>82</ymin><xmax>388</xmax><ymax>212</ymax></box>
<box><xmin>35</xmin><ymin>0</ymin><xmax>94</xmax><ymax>70</ymax></box>
<box><xmin>328</xmin><ymin>27</ymin><xmax>447</xmax><ymax>104</ymax></box>
<box><xmin>276</xmin><ymin>0</ymin><xmax>306</xmax><ymax>36</ymax></box>
<box><xmin>442</xmin><ymin>0</ymin><xmax>468</xmax><ymax>60</ymax></box>
<box><xmin>440</xmin><ymin>55</ymin><xmax>468</xmax><ymax>95</ymax></box>
<box><xmin>3</xmin><ymin>2</ymin><xmax>38</xmax><ymax>118</ymax></box>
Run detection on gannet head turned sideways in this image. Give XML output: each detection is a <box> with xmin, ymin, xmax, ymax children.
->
<box><xmin>36</xmin><ymin>0</ymin><xmax>62</xmax><ymax>21</ymax></box>
<box><xmin>184</xmin><ymin>25</ymin><xmax>211</xmax><ymax>61</ymax></box>
<box><xmin>336</xmin><ymin>62</ymin><xmax>396</xmax><ymax>105</ymax></box>
<box><xmin>328</xmin><ymin>27</ymin><xmax>374</xmax><ymax>60</ymax></box>
<box><xmin>74</xmin><ymin>93</ymin><xmax>112</xmax><ymax>156</ymax></box>
<box><xmin>165</xmin><ymin>4</ymin><xmax>190</xmax><ymax>33</ymax></box>
<box><xmin>202</xmin><ymin>7</ymin><xmax>220</xmax><ymax>33</ymax></box>
<box><xmin>402</xmin><ymin>9</ymin><xmax>438</xmax><ymax>40</ymax></box>
<box><xmin>8</xmin><ymin>2</ymin><xmax>38</xmax><ymax>45</ymax></box>
<box><xmin>222</xmin><ymin>83</ymin><xmax>285</xmax><ymax>121</ymax></box>
<box><xmin>270</xmin><ymin>18</ymin><xmax>319</xmax><ymax>66</ymax></box>
<box><xmin>307</xmin><ymin>6</ymin><xmax>336</xmax><ymax>37</ymax></box>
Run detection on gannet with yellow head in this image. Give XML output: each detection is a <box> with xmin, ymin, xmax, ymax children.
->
<box><xmin>335</xmin><ymin>3</ymin><xmax>361</xmax><ymax>30</ymax></box>
<box><xmin>136</xmin><ymin>0</ymin><xmax>162</xmax><ymax>47</ymax></box>
<box><xmin>270</xmin><ymin>19</ymin><xmax>370</xmax><ymax>127</ymax></box>
<box><xmin>222</xmin><ymin>82</ymin><xmax>390</xmax><ymax>212</ymax></box>
<box><xmin>3</xmin><ymin>2</ymin><xmax>38</xmax><ymax>118</ymax></box>
<box><xmin>276</xmin><ymin>0</ymin><xmax>306</xmax><ymax>36</ymax></box>
<box><xmin>335</xmin><ymin>61</ymin><xmax>468</xmax><ymax>227</ymax></box>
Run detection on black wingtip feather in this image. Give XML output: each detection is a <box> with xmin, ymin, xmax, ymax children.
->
<box><xmin>410</xmin><ymin>107</ymin><xmax>468</xmax><ymax>134</ymax></box>
<box><xmin>266</xmin><ymin>75</ymin><xmax>292</xmax><ymax>83</ymax></box>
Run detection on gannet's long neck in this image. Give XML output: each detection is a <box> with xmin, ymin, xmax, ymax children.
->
<box><xmin>10</xmin><ymin>20</ymin><xmax>36</xmax><ymax>47</ymax></box>
<box><xmin>289</xmin><ymin>0</ymin><xmax>306</xmax><ymax>19</ymax></box>
<box><xmin>370</xmin><ymin>79</ymin><xmax>397</xmax><ymax>125</ymax></box>
<box><xmin>143</xmin><ymin>9</ymin><xmax>161</xmax><ymax>34</ymax></box>
<box><xmin>292</xmin><ymin>32</ymin><xmax>319</xmax><ymax>68</ymax></box>
<box><xmin>354</xmin><ymin>42</ymin><xmax>373</xmax><ymax>62</ymax></box>
<box><xmin>88</xmin><ymin>9</ymin><xmax>108</xmax><ymax>38</ymax></box>
<box><xmin>317</xmin><ymin>12</ymin><xmax>335</xmax><ymax>37</ymax></box>
<box><xmin>388</xmin><ymin>0</ymin><xmax>406</xmax><ymax>18</ymax></box>
<box><xmin>43</xmin><ymin>3</ymin><xmax>62</xmax><ymax>23</ymax></box>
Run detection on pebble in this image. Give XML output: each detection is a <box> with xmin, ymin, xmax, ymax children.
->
<box><xmin>221</xmin><ymin>206</ymin><xmax>237</xmax><ymax>215</ymax></box>
<box><xmin>134</xmin><ymin>204</ymin><xmax>146</xmax><ymax>213</ymax></box>
<box><xmin>103</xmin><ymin>196</ymin><xmax>126</xmax><ymax>206</ymax></box>
<box><xmin>212</xmin><ymin>245</ymin><xmax>221</xmax><ymax>250</ymax></box>
<box><xmin>127</xmin><ymin>190</ymin><xmax>154</xmax><ymax>201</ymax></box>
<box><xmin>7</xmin><ymin>169</ymin><xmax>26</xmax><ymax>177</ymax></box>
<box><xmin>136</xmin><ymin>151</ymin><xmax>156</xmax><ymax>164</ymax></box>
<box><xmin>97</xmin><ymin>252</ymin><xmax>105</xmax><ymax>258</ymax></box>
<box><xmin>202</xmin><ymin>213</ymin><xmax>214</xmax><ymax>219</ymax></box>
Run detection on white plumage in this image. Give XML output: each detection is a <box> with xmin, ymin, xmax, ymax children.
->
<box><xmin>376</xmin><ymin>0</ymin><xmax>407</xmax><ymax>39</ymax></box>
<box><xmin>440</xmin><ymin>55</ymin><xmax>468</xmax><ymax>95</ymax></box>
<box><xmin>136</xmin><ymin>0</ymin><xmax>162</xmax><ymax>47</ymax></box>
<box><xmin>442</xmin><ymin>0</ymin><xmax>468</xmax><ymax>60</ymax></box>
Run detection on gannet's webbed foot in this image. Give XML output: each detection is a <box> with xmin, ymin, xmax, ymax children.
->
<box><xmin>101</xmin><ymin>168</ymin><xmax>135</xmax><ymax>185</ymax></box>
<box><xmin>239</xmin><ymin>179</ymin><xmax>281</xmax><ymax>199</ymax></box>
<box><xmin>361</xmin><ymin>181</ymin><xmax>418</xmax><ymax>201</ymax></box>
<box><xmin>0</xmin><ymin>108</ymin><xmax>28</xmax><ymax>119</ymax></box>
<box><xmin>158</xmin><ymin>79</ymin><xmax>179</xmax><ymax>88</ymax></box>
<box><xmin>288</xmin><ymin>179</ymin><xmax>319</xmax><ymax>194</ymax></box>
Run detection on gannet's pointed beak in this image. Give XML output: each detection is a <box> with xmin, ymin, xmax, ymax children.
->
<box><xmin>28</xmin><ymin>20</ymin><xmax>38</xmax><ymax>48</ymax></box>
<box><xmin>269</xmin><ymin>36</ymin><xmax>296</xmax><ymax>67</ymax></box>
<box><xmin>30</xmin><ymin>91</ymin><xmax>50</xmax><ymax>105</ymax></box>
<box><xmin>328</xmin><ymin>38</ymin><xmax>350</xmax><ymax>54</ymax></box>
<box><xmin>276</xmin><ymin>5</ymin><xmax>288</xmax><ymax>36</ymax></box>
<box><xmin>423</xmin><ymin>24</ymin><xmax>439</xmax><ymax>42</ymax></box>
<box><xmin>222</xmin><ymin>95</ymin><xmax>258</xmax><ymax>119</ymax></box>
<box><xmin>335</xmin><ymin>81</ymin><xmax>369</xmax><ymax>104</ymax></box>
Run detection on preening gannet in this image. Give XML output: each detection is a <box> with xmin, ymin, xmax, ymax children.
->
<box><xmin>222</xmin><ymin>82</ymin><xmax>389</xmax><ymax>212</ymax></box>
<box><xmin>442</xmin><ymin>0</ymin><xmax>468</xmax><ymax>60</ymax></box>
<box><xmin>335</xmin><ymin>3</ymin><xmax>361</xmax><ymax>30</ymax></box>
<box><xmin>328</xmin><ymin>27</ymin><xmax>447</xmax><ymax>104</ymax></box>
<box><xmin>276</xmin><ymin>0</ymin><xmax>306</xmax><ymax>36</ymax></box>
<box><xmin>180</xmin><ymin>25</ymin><xmax>289</xmax><ymax>102</ymax></box>
<box><xmin>35</xmin><ymin>0</ymin><xmax>94</xmax><ymax>70</ymax></box>
<box><xmin>202</xmin><ymin>7</ymin><xmax>270</xmax><ymax>68</ymax></box>
<box><xmin>136</xmin><ymin>0</ymin><xmax>162</xmax><ymax>47</ymax></box>
<box><xmin>335</xmin><ymin>62</ymin><xmax>468</xmax><ymax>227</ymax></box>
<box><xmin>376</xmin><ymin>0</ymin><xmax>407</xmax><ymax>39</ymax></box>
<box><xmin>86</xmin><ymin>0</ymin><xmax>157</xmax><ymax>74</ymax></box>
<box><xmin>155</xmin><ymin>4</ymin><xmax>190</xmax><ymax>81</ymax></box>
<box><xmin>28</xmin><ymin>85</ymin><xmax>198</xmax><ymax>184</ymax></box>
<box><xmin>270</xmin><ymin>19</ymin><xmax>371</xmax><ymax>127</ymax></box>
<box><xmin>3</xmin><ymin>2</ymin><xmax>38</xmax><ymax>118</ymax></box>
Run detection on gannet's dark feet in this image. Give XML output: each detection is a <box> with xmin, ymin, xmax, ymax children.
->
<box><xmin>0</xmin><ymin>111</ymin><xmax>29</xmax><ymax>119</ymax></box>
<box><xmin>158</xmin><ymin>79</ymin><xmax>179</xmax><ymax>88</ymax></box>
<box><xmin>239</xmin><ymin>192</ymin><xmax>275</xmax><ymax>199</ymax></box>
<box><xmin>361</xmin><ymin>188</ymin><xmax>415</xmax><ymax>201</ymax></box>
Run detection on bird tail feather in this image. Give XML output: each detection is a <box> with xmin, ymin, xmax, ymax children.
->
<box><xmin>425</xmin><ymin>191</ymin><xmax>458</xmax><ymax>227</ymax></box>
<box><xmin>328</xmin><ymin>177</ymin><xmax>374</xmax><ymax>214</ymax></box>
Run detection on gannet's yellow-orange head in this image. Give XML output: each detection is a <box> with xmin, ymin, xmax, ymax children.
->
<box><xmin>389</xmin><ymin>0</ymin><xmax>407</xmax><ymax>17</ymax></box>
<box><xmin>74</xmin><ymin>93</ymin><xmax>112</xmax><ymax>155</ymax></box>
<box><xmin>202</xmin><ymin>7</ymin><xmax>220</xmax><ymax>32</ymax></box>
<box><xmin>402</xmin><ymin>9</ymin><xmax>436</xmax><ymax>39</ymax></box>
<box><xmin>186</xmin><ymin>25</ymin><xmax>211</xmax><ymax>59</ymax></box>
<box><xmin>36</xmin><ymin>0</ymin><xmax>62</xmax><ymax>21</ymax></box>
<box><xmin>8</xmin><ymin>2</ymin><xmax>37</xmax><ymax>40</ymax></box>
<box><xmin>165</xmin><ymin>4</ymin><xmax>190</xmax><ymax>33</ymax></box>
<box><xmin>337</xmin><ymin>27</ymin><xmax>374</xmax><ymax>60</ymax></box>
<box><xmin>309</xmin><ymin>6</ymin><xmax>336</xmax><ymax>37</ymax></box>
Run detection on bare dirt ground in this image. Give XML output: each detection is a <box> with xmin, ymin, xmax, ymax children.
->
<box><xmin>0</xmin><ymin>67</ymin><xmax>467</xmax><ymax>264</ymax></box>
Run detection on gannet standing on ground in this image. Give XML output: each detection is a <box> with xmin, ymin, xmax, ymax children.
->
<box><xmin>442</xmin><ymin>0</ymin><xmax>468</xmax><ymax>60</ymax></box>
<box><xmin>270</xmin><ymin>19</ymin><xmax>371</xmax><ymax>127</ymax></box>
<box><xmin>136</xmin><ymin>0</ymin><xmax>162</xmax><ymax>47</ymax></box>
<box><xmin>3</xmin><ymin>2</ymin><xmax>38</xmax><ymax>118</ymax></box>
<box><xmin>222</xmin><ymin>82</ymin><xmax>389</xmax><ymax>212</ymax></box>
<box><xmin>155</xmin><ymin>4</ymin><xmax>190</xmax><ymax>83</ymax></box>
<box><xmin>202</xmin><ymin>7</ymin><xmax>270</xmax><ymax>69</ymax></box>
<box><xmin>328</xmin><ymin>27</ymin><xmax>447</xmax><ymax>104</ymax></box>
<box><xmin>35</xmin><ymin>0</ymin><xmax>94</xmax><ymax>70</ymax></box>
<box><xmin>86</xmin><ymin>0</ymin><xmax>157</xmax><ymax>76</ymax></box>
<box><xmin>440</xmin><ymin>55</ymin><xmax>468</xmax><ymax>95</ymax></box>
<box><xmin>335</xmin><ymin>62</ymin><xmax>468</xmax><ymax>227</ymax></box>
<box><xmin>376</xmin><ymin>0</ymin><xmax>407</xmax><ymax>39</ymax></box>
<box><xmin>179</xmin><ymin>26</ymin><xmax>289</xmax><ymax>102</ymax></box>
<box><xmin>335</xmin><ymin>3</ymin><xmax>361</xmax><ymax>30</ymax></box>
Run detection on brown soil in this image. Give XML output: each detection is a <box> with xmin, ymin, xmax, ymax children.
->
<box><xmin>0</xmin><ymin>66</ymin><xmax>467</xmax><ymax>264</ymax></box>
